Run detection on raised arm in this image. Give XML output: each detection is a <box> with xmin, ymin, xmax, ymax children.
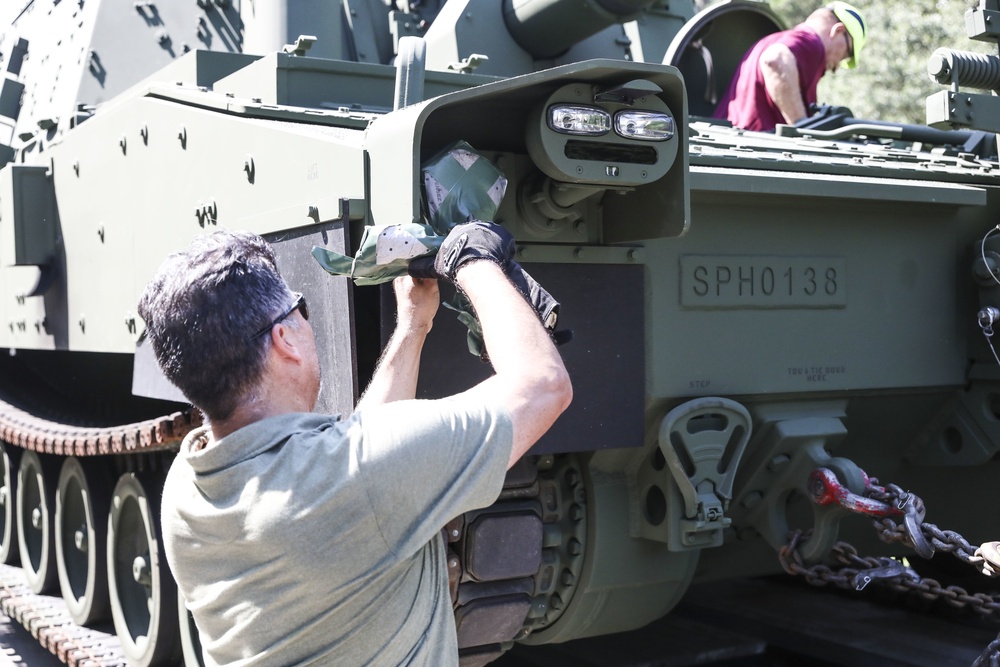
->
<box><xmin>355</xmin><ymin>276</ymin><xmax>439</xmax><ymax>410</ymax></box>
<box><xmin>760</xmin><ymin>42</ymin><xmax>808</xmax><ymax>125</ymax></box>
<box><xmin>454</xmin><ymin>262</ymin><xmax>572</xmax><ymax>467</ymax></box>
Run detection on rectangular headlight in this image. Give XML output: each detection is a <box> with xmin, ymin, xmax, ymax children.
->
<box><xmin>614</xmin><ymin>111</ymin><xmax>675</xmax><ymax>141</ymax></box>
<box><xmin>548</xmin><ymin>105</ymin><xmax>611</xmax><ymax>136</ymax></box>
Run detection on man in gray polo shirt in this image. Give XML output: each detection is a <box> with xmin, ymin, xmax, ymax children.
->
<box><xmin>138</xmin><ymin>224</ymin><xmax>571</xmax><ymax>666</ymax></box>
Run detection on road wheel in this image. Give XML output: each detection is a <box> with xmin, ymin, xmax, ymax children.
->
<box><xmin>0</xmin><ymin>442</ymin><xmax>20</xmax><ymax>564</ymax></box>
<box><xmin>17</xmin><ymin>450</ymin><xmax>58</xmax><ymax>593</ymax></box>
<box><xmin>56</xmin><ymin>457</ymin><xmax>112</xmax><ymax>624</ymax></box>
<box><xmin>108</xmin><ymin>472</ymin><xmax>180</xmax><ymax>667</ymax></box>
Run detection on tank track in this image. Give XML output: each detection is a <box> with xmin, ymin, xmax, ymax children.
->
<box><xmin>0</xmin><ymin>563</ymin><xmax>125</xmax><ymax>666</ymax></box>
<box><xmin>0</xmin><ymin>397</ymin><xmax>196</xmax><ymax>666</ymax></box>
<box><xmin>0</xmin><ymin>396</ymin><xmax>200</xmax><ymax>456</ymax></box>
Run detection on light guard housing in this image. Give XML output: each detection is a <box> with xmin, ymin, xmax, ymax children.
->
<box><xmin>527</xmin><ymin>81</ymin><xmax>678</xmax><ymax>188</ymax></box>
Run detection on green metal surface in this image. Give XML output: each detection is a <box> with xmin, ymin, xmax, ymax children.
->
<box><xmin>1</xmin><ymin>0</ymin><xmax>1000</xmax><ymax>659</ymax></box>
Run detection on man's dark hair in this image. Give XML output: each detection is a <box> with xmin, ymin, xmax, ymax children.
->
<box><xmin>138</xmin><ymin>230</ymin><xmax>292</xmax><ymax>421</ymax></box>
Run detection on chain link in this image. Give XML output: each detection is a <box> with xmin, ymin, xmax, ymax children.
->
<box><xmin>780</xmin><ymin>474</ymin><xmax>1000</xmax><ymax>666</ymax></box>
<box><xmin>868</xmin><ymin>481</ymin><xmax>986</xmax><ymax>568</ymax></box>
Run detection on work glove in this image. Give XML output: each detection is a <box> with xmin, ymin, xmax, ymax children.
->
<box><xmin>408</xmin><ymin>220</ymin><xmax>514</xmax><ymax>281</ymax></box>
<box><xmin>409</xmin><ymin>221</ymin><xmax>571</xmax><ymax>357</ymax></box>
<box><xmin>508</xmin><ymin>261</ymin><xmax>559</xmax><ymax>333</ymax></box>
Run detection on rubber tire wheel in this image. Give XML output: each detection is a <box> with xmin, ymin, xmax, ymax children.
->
<box><xmin>107</xmin><ymin>472</ymin><xmax>180</xmax><ymax>667</ymax></box>
<box><xmin>56</xmin><ymin>457</ymin><xmax>112</xmax><ymax>625</ymax></box>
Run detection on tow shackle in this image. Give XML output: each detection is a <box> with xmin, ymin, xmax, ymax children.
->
<box><xmin>808</xmin><ymin>468</ymin><xmax>903</xmax><ymax>519</ymax></box>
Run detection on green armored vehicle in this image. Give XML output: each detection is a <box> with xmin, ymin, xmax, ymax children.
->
<box><xmin>1</xmin><ymin>0</ymin><xmax>999</xmax><ymax>664</ymax></box>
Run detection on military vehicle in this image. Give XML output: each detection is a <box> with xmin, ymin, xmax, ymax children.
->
<box><xmin>1</xmin><ymin>0</ymin><xmax>1000</xmax><ymax>664</ymax></box>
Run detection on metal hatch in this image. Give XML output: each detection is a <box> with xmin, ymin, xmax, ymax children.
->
<box><xmin>664</xmin><ymin>0</ymin><xmax>786</xmax><ymax>118</ymax></box>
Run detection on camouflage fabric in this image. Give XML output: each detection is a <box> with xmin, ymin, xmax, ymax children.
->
<box><xmin>312</xmin><ymin>141</ymin><xmax>507</xmax><ymax>286</ymax></box>
<box><xmin>313</xmin><ymin>141</ymin><xmax>507</xmax><ymax>356</ymax></box>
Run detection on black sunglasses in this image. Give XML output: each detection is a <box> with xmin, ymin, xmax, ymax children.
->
<box><xmin>249</xmin><ymin>292</ymin><xmax>308</xmax><ymax>340</ymax></box>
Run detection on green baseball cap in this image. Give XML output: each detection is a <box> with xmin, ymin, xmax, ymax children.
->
<box><xmin>829</xmin><ymin>1</ymin><xmax>867</xmax><ymax>68</ymax></box>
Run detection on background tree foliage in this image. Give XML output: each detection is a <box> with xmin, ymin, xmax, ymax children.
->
<box><xmin>707</xmin><ymin>0</ymin><xmax>992</xmax><ymax>124</ymax></box>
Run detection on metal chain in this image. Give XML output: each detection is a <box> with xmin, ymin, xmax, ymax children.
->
<box><xmin>867</xmin><ymin>482</ymin><xmax>989</xmax><ymax>569</ymax></box>
<box><xmin>780</xmin><ymin>471</ymin><xmax>1000</xmax><ymax>666</ymax></box>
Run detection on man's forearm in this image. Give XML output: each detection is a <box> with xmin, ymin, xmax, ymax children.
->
<box><xmin>769</xmin><ymin>79</ymin><xmax>807</xmax><ymax>125</ymax></box>
<box><xmin>356</xmin><ymin>326</ymin><xmax>428</xmax><ymax>409</ymax></box>
<box><xmin>356</xmin><ymin>276</ymin><xmax>437</xmax><ymax>410</ymax></box>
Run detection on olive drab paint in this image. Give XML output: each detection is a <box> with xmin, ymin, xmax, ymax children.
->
<box><xmin>0</xmin><ymin>0</ymin><xmax>999</xmax><ymax>662</ymax></box>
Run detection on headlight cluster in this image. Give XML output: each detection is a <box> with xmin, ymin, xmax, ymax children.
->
<box><xmin>547</xmin><ymin>105</ymin><xmax>675</xmax><ymax>142</ymax></box>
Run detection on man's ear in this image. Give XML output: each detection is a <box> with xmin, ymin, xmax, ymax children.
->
<box><xmin>269</xmin><ymin>323</ymin><xmax>304</xmax><ymax>363</ymax></box>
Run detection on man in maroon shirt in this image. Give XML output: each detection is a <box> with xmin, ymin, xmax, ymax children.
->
<box><xmin>714</xmin><ymin>2</ymin><xmax>867</xmax><ymax>132</ymax></box>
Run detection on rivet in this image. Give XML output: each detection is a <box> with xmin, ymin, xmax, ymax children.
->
<box><xmin>741</xmin><ymin>491</ymin><xmax>764</xmax><ymax>509</ymax></box>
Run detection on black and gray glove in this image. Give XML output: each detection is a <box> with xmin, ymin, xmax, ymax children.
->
<box><xmin>507</xmin><ymin>261</ymin><xmax>559</xmax><ymax>333</ymax></box>
<box><xmin>408</xmin><ymin>221</ymin><xmax>515</xmax><ymax>282</ymax></box>
<box><xmin>409</xmin><ymin>221</ymin><xmax>572</xmax><ymax>355</ymax></box>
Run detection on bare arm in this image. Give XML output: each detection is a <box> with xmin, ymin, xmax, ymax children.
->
<box><xmin>355</xmin><ymin>276</ymin><xmax>439</xmax><ymax>410</ymax></box>
<box><xmin>760</xmin><ymin>43</ymin><xmax>807</xmax><ymax>125</ymax></box>
<box><xmin>454</xmin><ymin>262</ymin><xmax>572</xmax><ymax>468</ymax></box>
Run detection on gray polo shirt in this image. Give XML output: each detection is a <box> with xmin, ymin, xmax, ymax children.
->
<box><xmin>161</xmin><ymin>396</ymin><xmax>513</xmax><ymax>666</ymax></box>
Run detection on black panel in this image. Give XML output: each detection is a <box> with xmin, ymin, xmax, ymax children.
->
<box><xmin>408</xmin><ymin>262</ymin><xmax>645</xmax><ymax>454</ymax></box>
<box><xmin>265</xmin><ymin>220</ymin><xmax>358</xmax><ymax>417</ymax></box>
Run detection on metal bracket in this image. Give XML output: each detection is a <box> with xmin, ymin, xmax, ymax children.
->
<box><xmin>729</xmin><ymin>404</ymin><xmax>872</xmax><ymax>563</ymax></box>
<box><xmin>656</xmin><ymin>397</ymin><xmax>752</xmax><ymax>551</ymax></box>
<box><xmin>447</xmin><ymin>53</ymin><xmax>488</xmax><ymax>74</ymax></box>
<box><xmin>282</xmin><ymin>35</ymin><xmax>317</xmax><ymax>57</ymax></box>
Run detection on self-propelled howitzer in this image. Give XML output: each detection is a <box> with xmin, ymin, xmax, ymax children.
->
<box><xmin>0</xmin><ymin>0</ymin><xmax>999</xmax><ymax>665</ymax></box>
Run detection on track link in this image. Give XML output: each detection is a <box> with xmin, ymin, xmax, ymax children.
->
<box><xmin>0</xmin><ymin>564</ymin><xmax>124</xmax><ymax>666</ymax></box>
<box><xmin>0</xmin><ymin>397</ymin><xmax>200</xmax><ymax>456</ymax></box>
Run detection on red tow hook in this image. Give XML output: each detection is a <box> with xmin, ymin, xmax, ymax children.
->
<box><xmin>808</xmin><ymin>468</ymin><xmax>904</xmax><ymax>519</ymax></box>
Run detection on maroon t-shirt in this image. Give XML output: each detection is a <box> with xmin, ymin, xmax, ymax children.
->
<box><xmin>713</xmin><ymin>26</ymin><xmax>826</xmax><ymax>132</ymax></box>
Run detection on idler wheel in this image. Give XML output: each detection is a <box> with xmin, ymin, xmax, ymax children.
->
<box><xmin>108</xmin><ymin>472</ymin><xmax>180</xmax><ymax>667</ymax></box>
<box><xmin>16</xmin><ymin>450</ymin><xmax>59</xmax><ymax>593</ymax></box>
<box><xmin>0</xmin><ymin>442</ymin><xmax>20</xmax><ymax>564</ymax></box>
<box><xmin>56</xmin><ymin>457</ymin><xmax>112</xmax><ymax>624</ymax></box>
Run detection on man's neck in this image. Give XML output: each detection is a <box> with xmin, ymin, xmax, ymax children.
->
<box><xmin>209</xmin><ymin>399</ymin><xmax>304</xmax><ymax>441</ymax></box>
